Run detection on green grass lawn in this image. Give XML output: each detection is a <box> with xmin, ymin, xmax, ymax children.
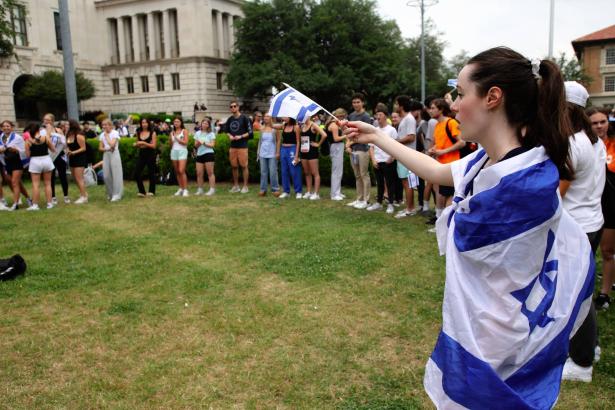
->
<box><xmin>0</xmin><ymin>182</ymin><xmax>613</xmax><ymax>409</ymax></box>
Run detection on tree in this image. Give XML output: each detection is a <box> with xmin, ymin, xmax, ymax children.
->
<box><xmin>228</xmin><ymin>0</ymin><xmax>421</xmax><ymax>111</ymax></box>
<box><xmin>17</xmin><ymin>70</ymin><xmax>95</xmax><ymax>117</ymax></box>
<box><xmin>0</xmin><ymin>0</ymin><xmax>26</xmax><ymax>57</ymax></box>
<box><xmin>446</xmin><ymin>49</ymin><xmax>471</xmax><ymax>79</ymax></box>
<box><xmin>554</xmin><ymin>52</ymin><xmax>592</xmax><ymax>84</ymax></box>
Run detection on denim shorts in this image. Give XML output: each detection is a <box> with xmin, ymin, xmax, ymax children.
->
<box><xmin>171</xmin><ymin>148</ymin><xmax>188</xmax><ymax>161</ymax></box>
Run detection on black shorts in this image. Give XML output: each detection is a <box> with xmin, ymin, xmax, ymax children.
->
<box><xmin>300</xmin><ymin>147</ymin><xmax>319</xmax><ymax>160</ymax></box>
<box><xmin>439</xmin><ymin>185</ymin><xmax>454</xmax><ymax>197</ymax></box>
<box><xmin>602</xmin><ymin>176</ymin><xmax>615</xmax><ymax>229</ymax></box>
<box><xmin>69</xmin><ymin>153</ymin><xmax>88</xmax><ymax>168</ymax></box>
<box><xmin>4</xmin><ymin>152</ymin><xmax>23</xmax><ymax>174</ymax></box>
<box><xmin>196</xmin><ymin>153</ymin><xmax>215</xmax><ymax>163</ymax></box>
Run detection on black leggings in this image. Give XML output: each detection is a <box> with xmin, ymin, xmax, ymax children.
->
<box><xmin>51</xmin><ymin>157</ymin><xmax>68</xmax><ymax>198</ymax></box>
<box><xmin>375</xmin><ymin>161</ymin><xmax>397</xmax><ymax>204</ymax></box>
<box><xmin>134</xmin><ymin>153</ymin><xmax>157</xmax><ymax>194</ymax></box>
<box><xmin>569</xmin><ymin>229</ymin><xmax>602</xmax><ymax>367</ymax></box>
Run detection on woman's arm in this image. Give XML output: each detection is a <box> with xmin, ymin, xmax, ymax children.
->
<box><xmin>294</xmin><ymin>125</ymin><xmax>300</xmax><ymax>162</ymax></box>
<box><xmin>25</xmin><ymin>140</ymin><xmax>30</xmax><ymax>157</ymax></box>
<box><xmin>46</xmin><ymin>136</ymin><xmax>56</xmax><ymax>153</ymax></box>
<box><xmin>369</xmin><ymin>145</ymin><xmax>378</xmax><ymax>168</ymax></box>
<box><xmin>178</xmin><ymin>129</ymin><xmax>189</xmax><ymax>146</ymax></box>
<box><xmin>314</xmin><ymin>124</ymin><xmax>327</xmax><ymax>146</ymax></box>
<box><xmin>343</xmin><ymin>120</ymin><xmax>453</xmax><ymax>186</ymax></box>
<box><xmin>275</xmin><ymin>130</ymin><xmax>281</xmax><ymax>159</ymax></box>
<box><xmin>148</xmin><ymin>132</ymin><xmax>157</xmax><ymax>150</ymax></box>
<box><xmin>330</xmin><ymin>123</ymin><xmax>345</xmax><ymax>143</ymax></box>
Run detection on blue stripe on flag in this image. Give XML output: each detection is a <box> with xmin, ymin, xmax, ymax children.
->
<box><xmin>431</xmin><ymin>250</ymin><xmax>595</xmax><ymax>410</ymax></box>
<box><xmin>270</xmin><ymin>88</ymin><xmax>295</xmax><ymax>118</ymax></box>
<box><xmin>297</xmin><ymin>103</ymin><xmax>320</xmax><ymax>123</ymax></box>
<box><xmin>453</xmin><ymin>159</ymin><xmax>559</xmax><ymax>252</ymax></box>
<box><xmin>463</xmin><ymin>149</ymin><xmax>487</xmax><ymax>176</ymax></box>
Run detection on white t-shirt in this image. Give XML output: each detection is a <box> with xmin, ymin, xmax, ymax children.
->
<box><xmin>99</xmin><ymin>130</ymin><xmax>120</xmax><ymax>150</ymax></box>
<box><xmin>372</xmin><ymin>124</ymin><xmax>397</xmax><ymax>163</ymax></box>
<box><xmin>397</xmin><ymin>113</ymin><xmax>417</xmax><ymax>150</ymax></box>
<box><xmin>561</xmin><ymin>131</ymin><xmax>605</xmax><ymax>233</ymax></box>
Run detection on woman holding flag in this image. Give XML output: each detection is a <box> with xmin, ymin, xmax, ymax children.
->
<box><xmin>343</xmin><ymin>47</ymin><xmax>594</xmax><ymax>408</ymax></box>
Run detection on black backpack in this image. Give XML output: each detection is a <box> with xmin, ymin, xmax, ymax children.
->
<box><xmin>444</xmin><ymin>119</ymin><xmax>477</xmax><ymax>158</ymax></box>
<box><xmin>0</xmin><ymin>254</ymin><xmax>27</xmax><ymax>281</ymax></box>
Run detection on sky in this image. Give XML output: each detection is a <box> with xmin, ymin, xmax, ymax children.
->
<box><xmin>377</xmin><ymin>0</ymin><xmax>614</xmax><ymax>61</ymax></box>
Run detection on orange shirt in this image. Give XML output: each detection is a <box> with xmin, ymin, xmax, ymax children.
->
<box><xmin>434</xmin><ymin>118</ymin><xmax>461</xmax><ymax>164</ymax></box>
<box><xmin>604</xmin><ymin>137</ymin><xmax>615</xmax><ymax>173</ymax></box>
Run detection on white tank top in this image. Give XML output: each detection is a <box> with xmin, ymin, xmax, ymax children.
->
<box><xmin>171</xmin><ymin>130</ymin><xmax>187</xmax><ymax>151</ymax></box>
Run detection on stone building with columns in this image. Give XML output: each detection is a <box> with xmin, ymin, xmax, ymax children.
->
<box><xmin>1</xmin><ymin>0</ymin><xmax>243</xmax><ymax>124</ymax></box>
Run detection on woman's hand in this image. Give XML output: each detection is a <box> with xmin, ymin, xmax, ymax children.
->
<box><xmin>310</xmin><ymin>142</ymin><xmax>319</xmax><ymax>148</ymax></box>
<box><xmin>340</xmin><ymin>120</ymin><xmax>380</xmax><ymax>145</ymax></box>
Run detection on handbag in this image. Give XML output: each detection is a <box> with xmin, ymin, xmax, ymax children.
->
<box><xmin>84</xmin><ymin>166</ymin><xmax>97</xmax><ymax>187</ymax></box>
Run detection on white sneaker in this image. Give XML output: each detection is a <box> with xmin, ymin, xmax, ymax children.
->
<box><xmin>174</xmin><ymin>188</ymin><xmax>183</xmax><ymax>196</ymax></box>
<box><xmin>195</xmin><ymin>188</ymin><xmax>204</xmax><ymax>195</ymax></box>
<box><xmin>296</xmin><ymin>193</ymin><xmax>303</xmax><ymax>199</ymax></box>
<box><xmin>331</xmin><ymin>195</ymin><xmax>344</xmax><ymax>201</ymax></box>
<box><xmin>110</xmin><ymin>195</ymin><xmax>121</xmax><ymax>202</ymax></box>
<box><xmin>386</xmin><ymin>204</ymin><xmax>395</xmax><ymax>214</ymax></box>
<box><xmin>182</xmin><ymin>189</ymin><xmax>190</xmax><ymax>197</ymax></box>
<box><xmin>346</xmin><ymin>200</ymin><xmax>359</xmax><ymax>207</ymax></box>
<box><xmin>240</xmin><ymin>186</ymin><xmax>249</xmax><ymax>194</ymax></box>
<box><xmin>395</xmin><ymin>209</ymin><xmax>417</xmax><ymax>219</ymax></box>
<box><xmin>340</xmin><ymin>193</ymin><xmax>346</xmax><ymax>199</ymax></box>
<box><xmin>205</xmin><ymin>188</ymin><xmax>215</xmax><ymax>196</ymax></box>
<box><xmin>46</xmin><ymin>202</ymin><xmax>55</xmax><ymax>209</ymax></box>
<box><xmin>26</xmin><ymin>204</ymin><xmax>40</xmax><ymax>211</ymax></box>
<box><xmin>64</xmin><ymin>197</ymin><xmax>71</xmax><ymax>204</ymax></box>
<box><xmin>309</xmin><ymin>193</ymin><xmax>320</xmax><ymax>201</ymax></box>
<box><xmin>0</xmin><ymin>203</ymin><xmax>9</xmax><ymax>211</ymax></box>
<box><xmin>562</xmin><ymin>358</ymin><xmax>592</xmax><ymax>382</ymax></box>
<box><xmin>353</xmin><ymin>201</ymin><xmax>368</xmax><ymax>209</ymax></box>
<box><xmin>51</xmin><ymin>197</ymin><xmax>57</xmax><ymax>205</ymax></box>
<box><xmin>74</xmin><ymin>196</ymin><xmax>88</xmax><ymax>204</ymax></box>
<box><xmin>302</xmin><ymin>192</ymin><xmax>312</xmax><ymax>199</ymax></box>
<box><xmin>279</xmin><ymin>192</ymin><xmax>289</xmax><ymax>199</ymax></box>
<box><xmin>366</xmin><ymin>203</ymin><xmax>382</xmax><ymax>211</ymax></box>
<box><xmin>229</xmin><ymin>186</ymin><xmax>240</xmax><ymax>193</ymax></box>
<box><xmin>8</xmin><ymin>203</ymin><xmax>18</xmax><ymax>211</ymax></box>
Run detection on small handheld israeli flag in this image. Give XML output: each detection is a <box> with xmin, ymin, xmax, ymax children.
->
<box><xmin>425</xmin><ymin>147</ymin><xmax>594</xmax><ymax>409</ymax></box>
<box><xmin>447</xmin><ymin>79</ymin><xmax>458</xmax><ymax>88</ymax></box>
<box><xmin>268</xmin><ymin>83</ymin><xmax>325</xmax><ymax>123</ymax></box>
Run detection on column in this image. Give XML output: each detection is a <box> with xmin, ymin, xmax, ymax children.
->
<box><xmin>216</xmin><ymin>11</ymin><xmax>224</xmax><ymax>59</ymax></box>
<box><xmin>162</xmin><ymin>9</ymin><xmax>171</xmax><ymax>59</ymax></box>
<box><xmin>108</xmin><ymin>19</ymin><xmax>118</xmax><ymax>64</ymax></box>
<box><xmin>131</xmin><ymin>15</ymin><xmax>141</xmax><ymax>62</ymax></box>
<box><xmin>147</xmin><ymin>12</ymin><xmax>156</xmax><ymax>60</ymax></box>
<box><xmin>228</xmin><ymin>15</ymin><xmax>235</xmax><ymax>53</ymax></box>
<box><xmin>117</xmin><ymin>16</ymin><xmax>126</xmax><ymax>64</ymax></box>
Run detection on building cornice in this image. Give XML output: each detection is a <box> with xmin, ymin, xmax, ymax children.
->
<box><xmin>102</xmin><ymin>55</ymin><xmax>230</xmax><ymax>70</ymax></box>
<box><xmin>95</xmin><ymin>0</ymin><xmax>244</xmax><ymax>8</ymax></box>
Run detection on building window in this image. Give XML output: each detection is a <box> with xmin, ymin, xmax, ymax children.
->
<box><xmin>171</xmin><ymin>73</ymin><xmax>180</xmax><ymax>90</ymax></box>
<box><xmin>10</xmin><ymin>5</ymin><xmax>27</xmax><ymax>46</ymax></box>
<box><xmin>156</xmin><ymin>74</ymin><xmax>165</xmax><ymax>91</ymax></box>
<box><xmin>112</xmin><ymin>79</ymin><xmax>120</xmax><ymax>95</ymax></box>
<box><xmin>54</xmin><ymin>12</ymin><xmax>62</xmax><ymax>50</ymax></box>
<box><xmin>605</xmin><ymin>76</ymin><xmax>615</xmax><ymax>93</ymax></box>
<box><xmin>141</xmin><ymin>76</ymin><xmax>149</xmax><ymax>93</ymax></box>
<box><xmin>216</xmin><ymin>72</ymin><xmax>223</xmax><ymax>90</ymax></box>
<box><xmin>606</xmin><ymin>49</ymin><xmax>615</xmax><ymax>65</ymax></box>
<box><xmin>126</xmin><ymin>77</ymin><xmax>134</xmax><ymax>94</ymax></box>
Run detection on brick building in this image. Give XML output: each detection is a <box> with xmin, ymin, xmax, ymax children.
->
<box><xmin>572</xmin><ymin>24</ymin><xmax>615</xmax><ymax>107</ymax></box>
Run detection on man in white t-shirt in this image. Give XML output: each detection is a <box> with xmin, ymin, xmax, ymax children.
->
<box><xmin>394</xmin><ymin>95</ymin><xmax>418</xmax><ymax>218</ymax></box>
<box><xmin>367</xmin><ymin>106</ymin><xmax>398</xmax><ymax>214</ymax></box>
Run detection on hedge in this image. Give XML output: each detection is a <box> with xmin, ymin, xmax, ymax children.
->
<box><xmin>86</xmin><ymin>133</ymin><xmax>362</xmax><ymax>186</ymax></box>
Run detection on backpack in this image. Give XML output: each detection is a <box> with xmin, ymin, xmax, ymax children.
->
<box><xmin>0</xmin><ymin>254</ymin><xmax>27</xmax><ymax>281</ymax></box>
<box><xmin>443</xmin><ymin>119</ymin><xmax>477</xmax><ymax>158</ymax></box>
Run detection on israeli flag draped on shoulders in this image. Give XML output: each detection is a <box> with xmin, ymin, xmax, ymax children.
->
<box><xmin>267</xmin><ymin>83</ymin><xmax>324</xmax><ymax>123</ymax></box>
<box><xmin>425</xmin><ymin>147</ymin><xmax>594</xmax><ymax>409</ymax></box>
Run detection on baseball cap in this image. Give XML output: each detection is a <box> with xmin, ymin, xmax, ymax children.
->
<box><xmin>564</xmin><ymin>81</ymin><xmax>589</xmax><ymax>107</ymax></box>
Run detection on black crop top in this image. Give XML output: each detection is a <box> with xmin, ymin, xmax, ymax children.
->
<box><xmin>281</xmin><ymin>128</ymin><xmax>297</xmax><ymax>145</ymax></box>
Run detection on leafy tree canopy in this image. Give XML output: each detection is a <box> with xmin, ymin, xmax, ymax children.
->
<box><xmin>554</xmin><ymin>52</ymin><xmax>591</xmax><ymax>84</ymax></box>
<box><xmin>227</xmin><ymin>0</ymin><xmax>452</xmax><ymax>111</ymax></box>
<box><xmin>18</xmin><ymin>70</ymin><xmax>96</xmax><ymax>103</ymax></box>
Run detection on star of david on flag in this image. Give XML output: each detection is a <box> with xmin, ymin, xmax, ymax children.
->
<box><xmin>267</xmin><ymin>83</ymin><xmax>326</xmax><ymax>123</ymax></box>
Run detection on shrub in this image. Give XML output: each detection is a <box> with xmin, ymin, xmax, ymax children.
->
<box><xmin>86</xmin><ymin>133</ymin><xmax>359</xmax><ymax>185</ymax></box>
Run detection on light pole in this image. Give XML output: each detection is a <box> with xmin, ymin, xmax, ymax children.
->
<box><xmin>407</xmin><ymin>0</ymin><xmax>438</xmax><ymax>102</ymax></box>
<box><xmin>58</xmin><ymin>0</ymin><xmax>79</xmax><ymax>119</ymax></box>
<box><xmin>548</xmin><ymin>0</ymin><xmax>555</xmax><ymax>59</ymax></box>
